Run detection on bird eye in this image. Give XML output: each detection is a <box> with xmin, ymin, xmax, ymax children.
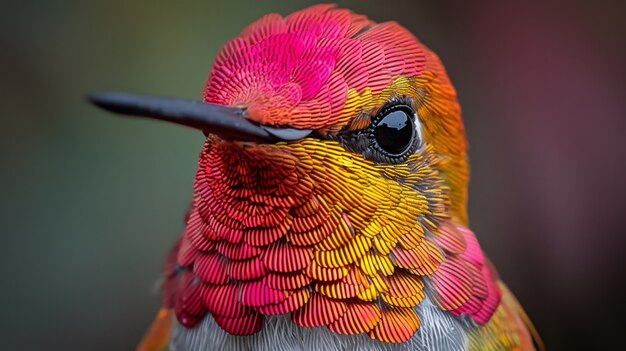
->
<box><xmin>373</xmin><ymin>104</ymin><xmax>421</xmax><ymax>157</ymax></box>
<box><xmin>333</xmin><ymin>100</ymin><xmax>422</xmax><ymax>164</ymax></box>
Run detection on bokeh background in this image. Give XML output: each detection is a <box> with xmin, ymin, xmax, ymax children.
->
<box><xmin>1</xmin><ymin>0</ymin><xmax>624</xmax><ymax>349</ymax></box>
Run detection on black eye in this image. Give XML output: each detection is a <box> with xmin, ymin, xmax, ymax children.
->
<box><xmin>332</xmin><ymin>100</ymin><xmax>423</xmax><ymax>164</ymax></box>
<box><xmin>373</xmin><ymin>104</ymin><xmax>419</xmax><ymax>156</ymax></box>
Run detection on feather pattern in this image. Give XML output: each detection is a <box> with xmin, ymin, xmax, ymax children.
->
<box><xmin>170</xmin><ymin>297</ymin><xmax>471</xmax><ymax>351</ymax></box>
<box><xmin>135</xmin><ymin>4</ymin><xmax>540</xmax><ymax>351</ymax></box>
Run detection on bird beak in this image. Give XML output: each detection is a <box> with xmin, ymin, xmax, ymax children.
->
<box><xmin>88</xmin><ymin>92</ymin><xmax>312</xmax><ymax>142</ymax></box>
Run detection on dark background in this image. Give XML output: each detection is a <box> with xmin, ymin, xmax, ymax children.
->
<box><xmin>1</xmin><ymin>0</ymin><xmax>624</xmax><ymax>349</ymax></box>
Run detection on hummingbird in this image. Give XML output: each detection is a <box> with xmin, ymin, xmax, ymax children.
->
<box><xmin>90</xmin><ymin>4</ymin><xmax>542</xmax><ymax>351</ymax></box>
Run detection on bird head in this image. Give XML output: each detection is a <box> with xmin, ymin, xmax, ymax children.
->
<box><xmin>91</xmin><ymin>4</ymin><xmax>498</xmax><ymax>344</ymax></box>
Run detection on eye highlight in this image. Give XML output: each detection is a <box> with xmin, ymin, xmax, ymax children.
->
<box><xmin>374</xmin><ymin>106</ymin><xmax>414</xmax><ymax>155</ymax></box>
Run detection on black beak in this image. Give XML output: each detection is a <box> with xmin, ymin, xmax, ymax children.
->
<box><xmin>88</xmin><ymin>92</ymin><xmax>312</xmax><ymax>142</ymax></box>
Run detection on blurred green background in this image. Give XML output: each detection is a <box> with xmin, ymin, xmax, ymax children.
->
<box><xmin>1</xmin><ymin>0</ymin><xmax>624</xmax><ymax>350</ymax></box>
